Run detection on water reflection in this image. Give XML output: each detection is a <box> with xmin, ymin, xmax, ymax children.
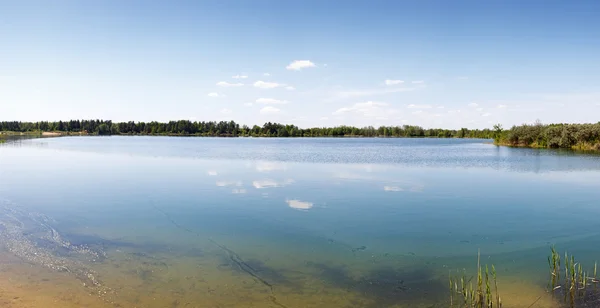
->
<box><xmin>255</xmin><ymin>161</ymin><xmax>287</xmax><ymax>172</ymax></box>
<box><xmin>215</xmin><ymin>180</ymin><xmax>242</xmax><ymax>187</ymax></box>
<box><xmin>286</xmin><ymin>199</ymin><xmax>313</xmax><ymax>211</ymax></box>
<box><xmin>252</xmin><ymin>179</ymin><xmax>295</xmax><ymax>189</ymax></box>
<box><xmin>8</xmin><ymin>136</ymin><xmax>600</xmax><ymax>172</ymax></box>
<box><xmin>2</xmin><ymin>137</ymin><xmax>600</xmax><ymax>307</ymax></box>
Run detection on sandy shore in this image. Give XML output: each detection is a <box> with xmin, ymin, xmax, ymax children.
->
<box><xmin>41</xmin><ymin>132</ymin><xmax>63</xmax><ymax>136</ymax></box>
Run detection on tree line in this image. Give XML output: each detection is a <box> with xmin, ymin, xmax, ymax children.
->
<box><xmin>0</xmin><ymin>120</ymin><xmax>495</xmax><ymax>138</ymax></box>
<box><xmin>495</xmin><ymin>121</ymin><xmax>600</xmax><ymax>150</ymax></box>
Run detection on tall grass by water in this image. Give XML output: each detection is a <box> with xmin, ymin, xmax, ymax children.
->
<box><xmin>450</xmin><ymin>247</ymin><xmax>600</xmax><ymax>308</ymax></box>
<box><xmin>449</xmin><ymin>250</ymin><xmax>502</xmax><ymax>308</ymax></box>
<box><xmin>547</xmin><ymin>246</ymin><xmax>600</xmax><ymax>307</ymax></box>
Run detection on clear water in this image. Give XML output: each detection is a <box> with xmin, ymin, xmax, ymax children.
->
<box><xmin>1</xmin><ymin>136</ymin><xmax>600</xmax><ymax>307</ymax></box>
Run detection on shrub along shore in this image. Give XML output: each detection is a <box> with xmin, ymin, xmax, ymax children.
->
<box><xmin>494</xmin><ymin>122</ymin><xmax>600</xmax><ymax>151</ymax></box>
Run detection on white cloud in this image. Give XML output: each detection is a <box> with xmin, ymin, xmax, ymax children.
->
<box><xmin>207</xmin><ymin>92</ymin><xmax>220</xmax><ymax>97</ymax></box>
<box><xmin>412</xmin><ymin>110</ymin><xmax>423</xmax><ymax>115</ymax></box>
<box><xmin>263</xmin><ymin>73</ymin><xmax>271</xmax><ymax>76</ymax></box>
<box><xmin>253</xmin><ymin>81</ymin><xmax>285</xmax><ymax>89</ymax></box>
<box><xmin>497</xmin><ymin>104</ymin><xmax>507</xmax><ymax>108</ymax></box>
<box><xmin>207</xmin><ymin>171</ymin><xmax>218</xmax><ymax>176</ymax></box>
<box><xmin>253</xmin><ymin>179</ymin><xmax>294</xmax><ymax>189</ymax></box>
<box><xmin>286</xmin><ymin>60</ymin><xmax>316</xmax><ymax>71</ymax></box>
<box><xmin>260</xmin><ymin>106</ymin><xmax>281</xmax><ymax>114</ymax></box>
<box><xmin>244</xmin><ymin>102</ymin><xmax>253</xmax><ymax>107</ymax></box>
<box><xmin>482</xmin><ymin>113</ymin><xmax>492</xmax><ymax>117</ymax></box>
<box><xmin>384</xmin><ymin>186</ymin><xmax>404</xmax><ymax>192</ymax></box>
<box><xmin>286</xmin><ymin>199</ymin><xmax>313</xmax><ymax>211</ymax></box>
<box><xmin>217</xmin><ymin>81</ymin><xmax>243</xmax><ymax>87</ymax></box>
<box><xmin>407</xmin><ymin>104</ymin><xmax>432</xmax><ymax>109</ymax></box>
<box><xmin>476</xmin><ymin>107</ymin><xmax>484</xmax><ymax>111</ymax></box>
<box><xmin>412</xmin><ymin>80</ymin><xmax>425</xmax><ymax>84</ymax></box>
<box><xmin>232</xmin><ymin>75</ymin><xmax>248</xmax><ymax>79</ymax></box>
<box><xmin>232</xmin><ymin>189</ymin><xmax>247</xmax><ymax>194</ymax></box>
<box><xmin>285</xmin><ymin>86</ymin><xmax>295</xmax><ymax>91</ymax></box>
<box><xmin>220</xmin><ymin>108</ymin><xmax>232</xmax><ymax>114</ymax></box>
<box><xmin>385</xmin><ymin>79</ymin><xmax>404</xmax><ymax>86</ymax></box>
<box><xmin>256</xmin><ymin>98</ymin><xmax>289</xmax><ymax>105</ymax></box>
<box><xmin>320</xmin><ymin>117</ymin><xmax>329</xmax><ymax>120</ymax></box>
<box><xmin>468</xmin><ymin>103</ymin><xmax>479</xmax><ymax>107</ymax></box>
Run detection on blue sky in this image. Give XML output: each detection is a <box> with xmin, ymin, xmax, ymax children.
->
<box><xmin>1</xmin><ymin>0</ymin><xmax>599</xmax><ymax>129</ymax></box>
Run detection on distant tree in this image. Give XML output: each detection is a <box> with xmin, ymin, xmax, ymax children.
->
<box><xmin>97</xmin><ymin>124</ymin><xmax>110</xmax><ymax>135</ymax></box>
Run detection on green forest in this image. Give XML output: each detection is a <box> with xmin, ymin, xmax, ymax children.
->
<box><xmin>2</xmin><ymin>120</ymin><xmax>600</xmax><ymax>150</ymax></box>
<box><xmin>0</xmin><ymin>120</ymin><xmax>493</xmax><ymax>138</ymax></box>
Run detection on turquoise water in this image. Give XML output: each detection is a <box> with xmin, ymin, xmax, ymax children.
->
<box><xmin>1</xmin><ymin>136</ymin><xmax>600</xmax><ymax>307</ymax></box>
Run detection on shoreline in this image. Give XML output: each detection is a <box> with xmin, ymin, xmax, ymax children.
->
<box><xmin>494</xmin><ymin>140</ymin><xmax>600</xmax><ymax>152</ymax></box>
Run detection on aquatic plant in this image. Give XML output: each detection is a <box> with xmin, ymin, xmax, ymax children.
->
<box><xmin>547</xmin><ymin>247</ymin><xmax>600</xmax><ymax>308</ymax></box>
<box><xmin>449</xmin><ymin>250</ymin><xmax>501</xmax><ymax>307</ymax></box>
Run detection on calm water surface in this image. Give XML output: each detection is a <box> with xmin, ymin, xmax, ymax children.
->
<box><xmin>1</xmin><ymin>136</ymin><xmax>600</xmax><ymax>307</ymax></box>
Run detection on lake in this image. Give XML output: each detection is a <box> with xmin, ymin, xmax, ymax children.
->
<box><xmin>1</xmin><ymin>136</ymin><xmax>600</xmax><ymax>307</ymax></box>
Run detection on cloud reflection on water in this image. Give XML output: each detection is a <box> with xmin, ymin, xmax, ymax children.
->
<box><xmin>255</xmin><ymin>161</ymin><xmax>287</xmax><ymax>172</ymax></box>
<box><xmin>286</xmin><ymin>199</ymin><xmax>313</xmax><ymax>210</ymax></box>
<box><xmin>216</xmin><ymin>181</ymin><xmax>242</xmax><ymax>187</ymax></box>
<box><xmin>253</xmin><ymin>179</ymin><xmax>294</xmax><ymax>189</ymax></box>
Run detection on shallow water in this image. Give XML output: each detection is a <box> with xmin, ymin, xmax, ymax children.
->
<box><xmin>1</xmin><ymin>136</ymin><xmax>600</xmax><ymax>307</ymax></box>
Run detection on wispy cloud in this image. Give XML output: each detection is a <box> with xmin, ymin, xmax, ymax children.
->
<box><xmin>385</xmin><ymin>79</ymin><xmax>404</xmax><ymax>86</ymax></box>
<box><xmin>285</xmin><ymin>86</ymin><xmax>295</xmax><ymax>91</ymax></box>
<box><xmin>217</xmin><ymin>81</ymin><xmax>243</xmax><ymax>87</ymax></box>
<box><xmin>253</xmin><ymin>81</ymin><xmax>285</xmax><ymax>89</ymax></box>
<box><xmin>207</xmin><ymin>92</ymin><xmax>220</xmax><ymax>97</ymax></box>
<box><xmin>207</xmin><ymin>171</ymin><xmax>218</xmax><ymax>176</ymax></box>
<box><xmin>220</xmin><ymin>108</ymin><xmax>232</xmax><ymax>114</ymax></box>
<box><xmin>468</xmin><ymin>102</ymin><xmax>479</xmax><ymax>107</ymax></box>
<box><xmin>232</xmin><ymin>75</ymin><xmax>248</xmax><ymax>79</ymax></box>
<box><xmin>497</xmin><ymin>104</ymin><xmax>507</xmax><ymax>108</ymax></box>
<box><xmin>407</xmin><ymin>104</ymin><xmax>432</xmax><ymax>109</ymax></box>
<box><xmin>244</xmin><ymin>102</ymin><xmax>253</xmax><ymax>107</ymax></box>
<box><xmin>256</xmin><ymin>98</ymin><xmax>289</xmax><ymax>104</ymax></box>
<box><xmin>333</xmin><ymin>101</ymin><xmax>397</xmax><ymax>118</ymax></box>
<box><xmin>412</xmin><ymin>80</ymin><xmax>425</xmax><ymax>84</ymax></box>
<box><xmin>286</xmin><ymin>60</ymin><xmax>316</xmax><ymax>70</ymax></box>
<box><xmin>260</xmin><ymin>106</ymin><xmax>281</xmax><ymax>114</ymax></box>
<box><xmin>482</xmin><ymin>113</ymin><xmax>491</xmax><ymax>117</ymax></box>
<box><xmin>263</xmin><ymin>73</ymin><xmax>271</xmax><ymax>76</ymax></box>
<box><xmin>329</xmin><ymin>87</ymin><xmax>415</xmax><ymax>101</ymax></box>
